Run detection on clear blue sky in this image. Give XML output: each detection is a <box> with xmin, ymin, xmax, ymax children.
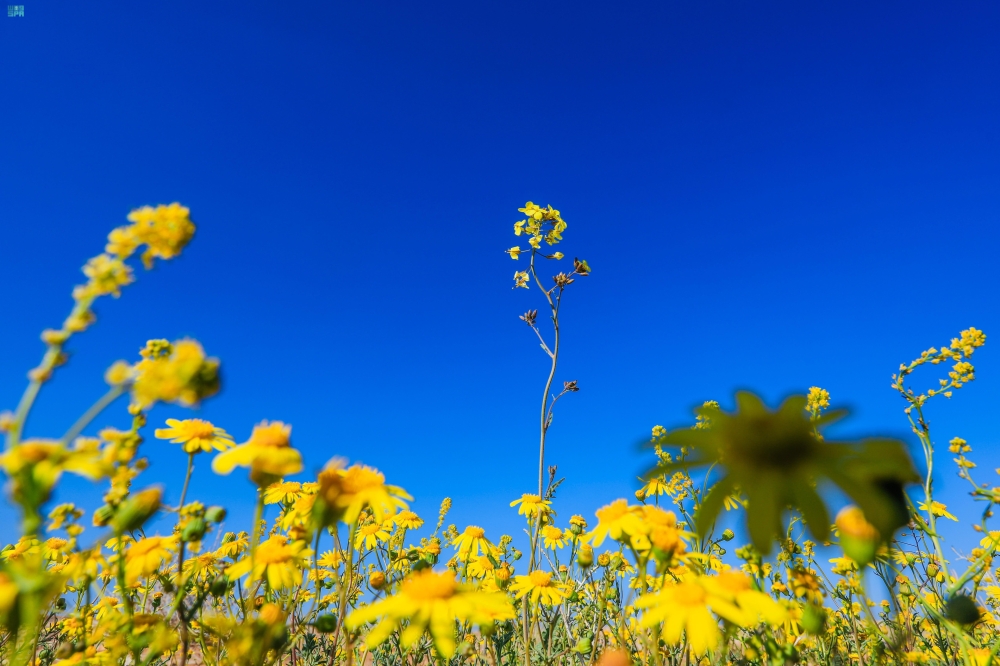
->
<box><xmin>2</xmin><ymin>1</ymin><xmax>998</xmax><ymax>546</ymax></box>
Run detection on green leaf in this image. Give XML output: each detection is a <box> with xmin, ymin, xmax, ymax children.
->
<box><xmin>790</xmin><ymin>479</ymin><xmax>831</xmax><ymax>543</ymax></box>
<box><xmin>694</xmin><ymin>475</ymin><xmax>736</xmax><ymax>538</ymax></box>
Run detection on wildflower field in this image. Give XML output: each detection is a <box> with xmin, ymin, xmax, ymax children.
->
<box><xmin>1</xmin><ymin>202</ymin><xmax>996</xmax><ymax>666</ymax></box>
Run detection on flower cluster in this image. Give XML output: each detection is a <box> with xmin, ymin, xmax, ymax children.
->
<box><xmin>1</xmin><ymin>203</ymin><xmax>997</xmax><ymax>666</ymax></box>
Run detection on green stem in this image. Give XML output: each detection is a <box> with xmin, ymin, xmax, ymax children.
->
<box><xmin>61</xmin><ymin>385</ymin><xmax>125</xmax><ymax>445</ymax></box>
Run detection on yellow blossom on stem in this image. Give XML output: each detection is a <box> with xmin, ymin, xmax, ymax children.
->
<box><xmin>124</xmin><ymin>536</ymin><xmax>176</xmax><ymax>585</ymax></box>
<box><xmin>452</xmin><ymin>526</ymin><xmax>494</xmax><ymax>560</ymax></box>
<box><xmin>212</xmin><ymin>421</ymin><xmax>302</xmax><ymax>487</ymax></box>
<box><xmin>154</xmin><ymin>418</ymin><xmax>234</xmax><ymax>454</ymax></box>
<box><xmin>345</xmin><ymin>570</ymin><xmax>514</xmax><ymax>658</ymax></box>
<box><xmin>225</xmin><ymin>535</ymin><xmax>311</xmax><ymax>590</ymax></box>
<box><xmin>510</xmin><ymin>570</ymin><xmax>572</xmax><ymax>606</ymax></box>
<box><xmin>509</xmin><ymin>493</ymin><xmax>551</xmax><ymax>518</ymax></box>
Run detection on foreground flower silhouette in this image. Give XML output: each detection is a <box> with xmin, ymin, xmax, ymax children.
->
<box><xmin>648</xmin><ymin>392</ymin><xmax>918</xmax><ymax>551</ymax></box>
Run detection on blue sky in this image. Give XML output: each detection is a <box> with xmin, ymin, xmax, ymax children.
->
<box><xmin>1</xmin><ymin>1</ymin><xmax>998</xmax><ymax>548</ymax></box>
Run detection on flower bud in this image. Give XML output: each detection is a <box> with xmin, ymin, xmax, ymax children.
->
<box><xmin>801</xmin><ymin>604</ymin><xmax>827</xmax><ymax>635</ymax></box>
<box><xmin>111</xmin><ymin>488</ymin><xmax>162</xmax><ymax>534</ymax></box>
<box><xmin>577</xmin><ymin>544</ymin><xmax>594</xmax><ymax>568</ymax></box>
<box><xmin>721</xmin><ymin>529</ymin><xmax>735</xmax><ymax>541</ymax></box>
<box><xmin>313</xmin><ymin>613</ymin><xmax>337</xmax><ymax>634</ymax></box>
<box><xmin>94</xmin><ymin>504</ymin><xmax>115</xmax><ymax>527</ymax></box>
<box><xmin>836</xmin><ymin>506</ymin><xmax>879</xmax><ymax>567</ymax></box>
<box><xmin>369</xmin><ymin>572</ymin><xmax>386</xmax><ymax>590</ymax></box>
<box><xmin>205</xmin><ymin>506</ymin><xmax>227</xmax><ymax>524</ymax></box>
<box><xmin>181</xmin><ymin>517</ymin><xmax>207</xmax><ymax>543</ymax></box>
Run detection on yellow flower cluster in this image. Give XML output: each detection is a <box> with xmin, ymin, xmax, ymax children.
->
<box><xmin>4</xmin><ymin>202</ymin><xmax>1000</xmax><ymax>666</ymax></box>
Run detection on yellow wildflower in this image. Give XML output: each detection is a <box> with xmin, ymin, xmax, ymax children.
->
<box><xmin>345</xmin><ymin>570</ymin><xmax>514</xmax><ymax>658</ymax></box>
<box><xmin>226</xmin><ymin>535</ymin><xmax>311</xmax><ymax>590</ymax></box>
<box><xmin>509</xmin><ymin>493</ymin><xmax>551</xmax><ymax>518</ymax></box>
<box><xmin>131</xmin><ymin>339</ymin><xmax>220</xmax><ymax>411</ymax></box>
<box><xmin>453</xmin><ymin>526</ymin><xmax>495</xmax><ymax>560</ymax></box>
<box><xmin>212</xmin><ymin>421</ymin><xmax>302</xmax><ymax>486</ymax></box>
<box><xmin>82</xmin><ymin>254</ymin><xmax>133</xmax><ymax>297</ymax></box>
<box><xmin>355</xmin><ymin>522</ymin><xmax>391</xmax><ymax>550</ymax></box>
<box><xmin>125</xmin><ymin>202</ymin><xmax>196</xmax><ymax>268</ymax></box>
<box><xmin>588</xmin><ymin>499</ymin><xmax>643</xmax><ymax>547</ymax></box>
<box><xmin>393</xmin><ymin>510</ymin><xmax>424</xmax><ymax>530</ymax></box>
<box><xmin>510</xmin><ymin>570</ymin><xmax>572</xmax><ymax>606</ymax></box>
<box><xmin>124</xmin><ymin>536</ymin><xmax>176</xmax><ymax>585</ymax></box>
<box><xmin>155</xmin><ymin>418</ymin><xmax>234</xmax><ymax>454</ymax></box>
<box><xmin>262</xmin><ymin>481</ymin><xmax>303</xmax><ymax>505</ymax></box>
<box><xmin>316</xmin><ymin>460</ymin><xmax>411</xmax><ymax>525</ymax></box>
<box><xmin>541</xmin><ymin>525</ymin><xmax>568</xmax><ymax>549</ymax></box>
<box><xmin>918</xmin><ymin>500</ymin><xmax>958</xmax><ymax>521</ymax></box>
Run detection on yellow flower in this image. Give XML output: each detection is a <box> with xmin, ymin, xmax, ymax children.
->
<box><xmin>212</xmin><ymin>421</ymin><xmax>302</xmax><ymax>486</ymax></box>
<box><xmin>1</xmin><ymin>439</ymin><xmax>110</xmax><ymax>512</ymax></box>
<box><xmin>513</xmin><ymin>271</ymin><xmax>530</xmax><ymax>289</ymax></box>
<box><xmin>805</xmin><ymin>386</ymin><xmax>830</xmax><ymax>415</ymax></box>
<box><xmin>355</xmin><ymin>522</ymin><xmax>391</xmax><ymax>550</ymax></box>
<box><xmin>316</xmin><ymin>460</ymin><xmax>411</xmax><ymax>525</ymax></box>
<box><xmin>509</xmin><ymin>493</ymin><xmax>551</xmax><ymax>518</ymax></box>
<box><xmin>318</xmin><ymin>550</ymin><xmax>343</xmax><ymax>569</ymax></box>
<box><xmin>215</xmin><ymin>532</ymin><xmax>248</xmax><ymax>559</ymax></box>
<box><xmin>453</xmin><ymin>526</ymin><xmax>494</xmax><ymax>560</ymax></box>
<box><xmin>506</xmin><ymin>246</ymin><xmax>522</xmax><ymax>260</ymax></box>
<box><xmin>467</xmin><ymin>555</ymin><xmax>495</xmax><ymax>579</ymax></box>
<box><xmin>126</xmin><ymin>202</ymin><xmax>196</xmax><ymax>268</ymax></box>
<box><xmin>82</xmin><ymin>254</ymin><xmax>133</xmax><ymax>297</ymax></box>
<box><xmin>918</xmin><ymin>500</ymin><xmax>958</xmax><ymax>522</ymax></box>
<box><xmin>345</xmin><ymin>570</ymin><xmax>514</xmax><ymax>658</ymax></box>
<box><xmin>636</xmin><ymin>575</ymin><xmax>744</xmax><ymax>654</ymax></box>
<box><xmin>226</xmin><ymin>535</ymin><xmax>311</xmax><ymax>590</ymax></box>
<box><xmin>588</xmin><ymin>499</ymin><xmax>643</xmax><ymax>547</ymax></box>
<box><xmin>541</xmin><ymin>525</ymin><xmax>568</xmax><ymax>549</ymax></box>
<box><xmin>131</xmin><ymin>339</ymin><xmax>221</xmax><ymax>411</ymax></box>
<box><xmin>393</xmin><ymin>510</ymin><xmax>424</xmax><ymax>530</ymax></box>
<box><xmin>154</xmin><ymin>418</ymin><xmax>234</xmax><ymax>454</ymax></box>
<box><xmin>124</xmin><ymin>536</ymin><xmax>176</xmax><ymax>585</ymax></box>
<box><xmin>262</xmin><ymin>481</ymin><xmax>303</xmax><ymax>505</ymax></box>
<box><xmin>510</xmin><ymin>570</ymin><xmax>572</xmax><ymax>606</ymax></box>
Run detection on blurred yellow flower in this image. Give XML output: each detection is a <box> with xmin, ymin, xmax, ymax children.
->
<box><xmin>345</xmin><ymin>570</ymin><xmax>514</xmax><ymax>658</ymax></box>
<box><xmin>226</xmin><ymin>535</ymin><xmax>310</xmax><ymax>590</ymax></box>
<box><xmin>124</xmin><ymin>536</ymin><xmax>176</xmax><ymax>585</ymax></box>
<box><xmin>588</xmin><ymin>499</ymin><xmax>643</xmax><ymax>547</ymax></box>
<box><xmin>82</xmin><ymin>254</ymin><xmax>133</xmax><ymax>297</ymax></box>
<box><xmin>316</xmin><ymin>460</ymin><xmax>411</xmax><ymax>525</ymax></box>
<box><xmin>131</xmin><ymin>339</ymin><xmax>220</xmax><ymax>411</ymax></box>
<box><xmin>212</xmin><ymin>421</ymin><xmax>302</xmax><ymax>486</ymax></box>
<box><xmin>125</xmin><ymin>202</ymin><xmax>196</xmax><ymax>268</ymax></box>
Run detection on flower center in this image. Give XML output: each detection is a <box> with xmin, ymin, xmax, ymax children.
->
<box><xmin>528</xmin><ymin>570</ymin><xmax>553</xmax><ymax>587</ymax></box>
<box><xmin>402</xmin><ymin>572</ymin><xmax>458</xmax><ymax>600</ymax></box>
<box><xmin>674</xmin><ymin>581</ymin><xmax>707</xmax><ymax>606</ymax></box>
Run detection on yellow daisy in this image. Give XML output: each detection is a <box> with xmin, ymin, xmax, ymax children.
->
<box><xmin>154</xmin><ymin>418</ymin><xmax>233</xmax><ymax>454</ymax></box>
